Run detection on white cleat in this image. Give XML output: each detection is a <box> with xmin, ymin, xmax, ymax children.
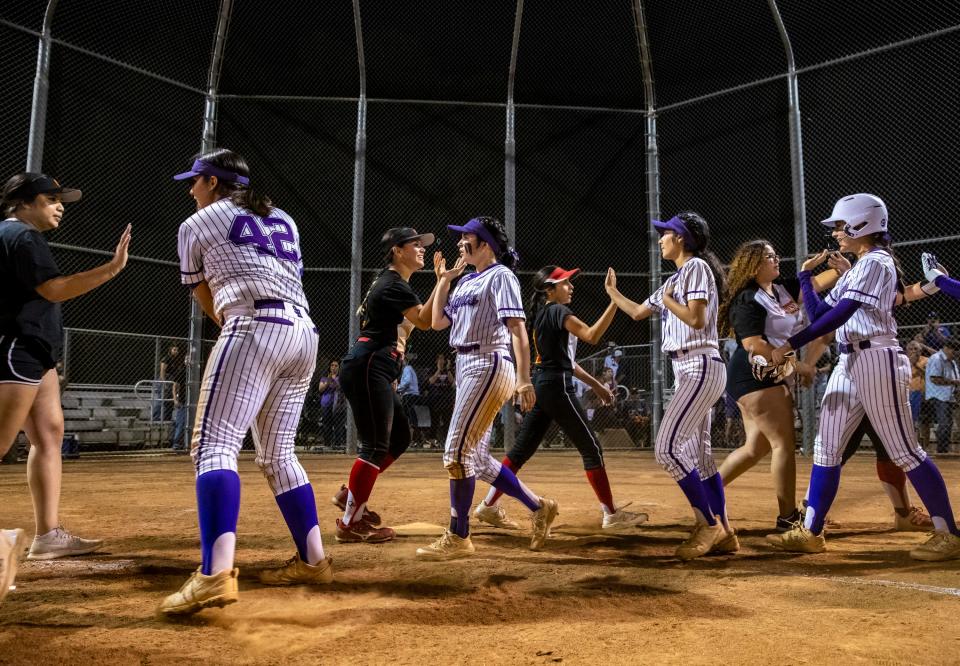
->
<box><xmin>601</xmin><ymin>503</ymin><xmax>649</xmax><ymax>531</ymax></box>
<box><xmin>474</xmin><ymin>502</ymin><xmax>521</xmax><ymax>530</ymax></box>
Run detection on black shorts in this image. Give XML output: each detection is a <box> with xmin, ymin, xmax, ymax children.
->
<box><xmin>0</xmin><ymin>335</ymin><xmax>53</xmax><ymax>384</ymax></box>
<box><xmin>725</xmin><ymin>346</ymin><xmax>785</xmax><ymax>402</ymax></box>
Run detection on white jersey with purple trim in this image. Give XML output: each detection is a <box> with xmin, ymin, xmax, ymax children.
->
<box><xmin>178</xmin><ymin>199</ymin><xmax>307</xmax><ymax>317</ymax></box>
<box><xmin>644</xmin><ymin>257</ymin><xmax>719</xmax><ymax>353</ymax></box>
<box><xmin>823</xmin><ymin>249</ymin><xmax>898</xmax><ymax>345</ymax></box>
<box><xmin>445</xmin><ymin>263</ymin><xmax>525</xmax><ymax>349</ymax></box>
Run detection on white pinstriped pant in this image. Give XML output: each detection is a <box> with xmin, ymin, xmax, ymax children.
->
<box><xmin>656</xmin><ymin>353</ymin><xmax>727</xmax><ymax>481</ymax></box>
<box><xmin>192</xmin><ymin>304</ymin><xmax>318</xmax><ymax>495</ymax></box>
<box><xmin>815</xmin><ymin>346</ymin><xmax>927</xmax><ymax>470</ymax></box>
<box><xmin>443</xmin><ymin>350</ymin><xmax>515</xmax><ymax>480</ymax></box>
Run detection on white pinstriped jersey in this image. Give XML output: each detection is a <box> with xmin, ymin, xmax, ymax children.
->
<box><xmin>445</xmin><ymin>263</ymin><xmax>525</xmax><ymax>349</ymax></box>
<box><xmin>823</xmin><ymin>249</ymin><xmax>898</xmax><ymax>345</ymax></box>
<box><xmin>178</xmin><ymin>199</ymin><xmax>307</xmax><ymax>316</ymax></box>
<box><xmin>644</xmin><ymin>257</ymin><xmax>719</xmax><ymax>352</ymax></box>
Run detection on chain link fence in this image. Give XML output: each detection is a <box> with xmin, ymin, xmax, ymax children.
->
<box><xmin>1</xmin><ymin>1</ymin><xmax>959</xmax><ymax>459</ymax></box>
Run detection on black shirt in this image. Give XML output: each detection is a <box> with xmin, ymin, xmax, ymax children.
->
<box><xmin>0</xmin><ymin>218</ymin><xmax>63</xmax><ymax>364</ymax></box>
<box><xmin>532</xmin><ymin>302</ymin><xmax>576</xmax><ymax>373</ymax></box>
<box><xmin>163</xmin><ymin>353</ymin><xmax>187</xmax><ymax>390</ymax></box>
<box><xmin>356</xmin><ymin>270</ymin><xmax>420</xmax><ymax>347</ymax></box>
<box><xmin>728</xmin><ymin>278</ymin><xmax>801</xmax><ymax>347</ymax></box>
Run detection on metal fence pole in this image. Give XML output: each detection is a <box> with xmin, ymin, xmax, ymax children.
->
<box><xmin>500</xmin><ymin>0</ymin><xmax>525</xmax><ymax>451</ymax></box>
<box><xmin>25</xmin><ymin>0</ymin><xmax>58</xmax><ymax>171</ymax></box>
<box><xmin>633</xmin><ymin>0</ymin><xmax>663</xmax><ymax>439</ymax></box>
<box><xmin>187</xmin><ymin>0</ymin><xmax>233</xmax><ymax>449</ymax></box>
<box><xmin>346</xmin><ymin>0</ymin><xmax>368</xmax><ymax>456</ymax></box>
<box><xmin>769</xmin><ymin>0</ymin><xmax>815</xmax><ymax>455</ymax></box>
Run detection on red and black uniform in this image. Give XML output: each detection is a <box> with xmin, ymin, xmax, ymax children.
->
<box><xmin>340</xmin><ymin>269</ymin><xmax>420</xmax><ymax>466</ymax></box>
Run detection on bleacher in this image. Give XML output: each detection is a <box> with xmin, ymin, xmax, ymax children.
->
<box><xmin>13</xmin><ymin>384</ymin><xmax>171</xmax><ymax>454</ymax></box>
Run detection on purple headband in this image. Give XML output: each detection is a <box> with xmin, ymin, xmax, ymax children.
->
<box><xmin>652</xmin><ymin>215</ymin><xmax>697</xmax><ymax>251</ymax></box>
<box><xmin>447</xmin><ymin>217</ymin><xmax>501</xmax><ymax>255</ymax></box>
<box><xmin>172</xmin><ymin>159</ymin><xmax>250</xmax><ymax>186</ymax></box>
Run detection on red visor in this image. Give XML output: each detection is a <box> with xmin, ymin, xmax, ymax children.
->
<box><xmin>544</xmin><ymin>266</ymin><xmax>581</xmax><ymax>284</ymax></box>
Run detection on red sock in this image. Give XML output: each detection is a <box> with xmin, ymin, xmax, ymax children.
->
<box><xmin>485</xmin><ymin>457</ymin><xmax>519</xmax><ymax>506</ymax></box>
<box><xmin>585</xmin><ymin>466</ymin><xmax>615</xmax><ymax>514</ymax></box>
<box><xmin>379</xmin><ymin>454</ymin><xmax>397</xmax><ymax>473</ymax></box>
<box><xmin>345</xmin><ymin>458</ymin><xmax>380</xmax><ymax>524</ymax></box>
<box><xmin>876</xmin><ymin>460</ymin><xmax>909</xmax><ymax>511</ymax></box>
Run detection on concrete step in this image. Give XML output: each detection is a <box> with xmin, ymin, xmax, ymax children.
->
<box><xmin>76</xmin><ymin>431</ymin><xmax>118</xmax><ymax>445</ymax></box>
<box><xmin>64</xmin><ymin>420</ymin><xmax>104</xmax><ymax>431</ymax></box>
<box><xmin>61</xmin><ymin>396</ymin><xmax>81</xmax><ymax>409</ymax></box>
<box><xmin>62</xmin><ymin>409</ymin><xmax>92</xmax><ymax>420</ymax></box>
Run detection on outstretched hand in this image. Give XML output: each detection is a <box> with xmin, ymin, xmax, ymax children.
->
<box><xmin>110</xmin><ymin>224</ymin><xmax>132</xmax><ymax>275</ymax></box>
<box><xmin>435</xmin><ymin>253</ymin><xmax>467</xmax><ymax>281</ymax></box>
<box><xmin>827</xmin><ymin>251</ymin><xmax>851</xmax><ymax>274</ymax></box>
<box><xmin>605</xmin><ymin>267</ymin><xmax>617</xmax><ymax>295</ymax></box>
<box><xmin>801</xmin><ymin>249</ymin><xmax>829</xmax><ymax>272</ymax></box>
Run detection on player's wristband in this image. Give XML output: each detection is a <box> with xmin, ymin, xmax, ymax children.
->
<box><xmin>517</xmin><ymin>383</ymin><xmax>534</xmax><ymax>393</ymax></box>
<box><xmin>920</xmin><ymin>281</ymin><xmax>940</xmax><ymax>296</ymax></box>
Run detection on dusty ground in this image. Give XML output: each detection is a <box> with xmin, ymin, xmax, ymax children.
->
<box><xmin>1</xmin><ymin>451</ymin><xmax>959</xmax><ymax>665</ymax></box>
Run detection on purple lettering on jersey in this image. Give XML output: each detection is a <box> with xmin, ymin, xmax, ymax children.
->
<box><xmin>447</xmin><ymin>293</ymin><xmax>480</xmax><ymax>315</ymax></box>
<box><xmin>228</xmin><ymin>215</ymin><xmax>301</xmax><ymax>263</ymax></box>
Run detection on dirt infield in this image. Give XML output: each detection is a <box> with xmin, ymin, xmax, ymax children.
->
<box><xmin>1</xmin><ymin>451</ymin><xmax>959</xmax><ymax>665</ymax></box>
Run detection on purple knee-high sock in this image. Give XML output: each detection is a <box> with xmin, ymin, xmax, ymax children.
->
<box><xmin>275</xmin><ymin>483</ymin><xmax>320</xmax><ymax>561</ymax></box>
<box><xmin>450</xmin><ymin>477</ymin><xmax>476</xmax><ymax>538</ymax></box>
<box><xmin>906</xmin><ymin>458</ymin><xmax>960</xmax><ymax>536</ymax></box>
<box><xmin>702</xmin><ymin>472</ymin><xmax>727</xmax><ymax>524</ymax></box>
<box><xmin>676</xmin><ymin>470</ymin><xmax>716</xmax><ymax>526</ymax></box>
<box><xmin>491</xmin><ymin>465</ymin><xmax>541</xmax><ymax>512</ymax></box>
<box><xmin>803</xmin><ymin>464</ymin><xmax>841</xmax><ymax>535</ymax></box>
<box><xmin>197</xmin><ymin>469</ymin><xmax>241</xmax><ymax>575</ymax></box>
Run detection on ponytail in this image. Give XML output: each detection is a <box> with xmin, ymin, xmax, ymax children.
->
<box><xmin>195</xmin><ymin>148</ymin><xmax>273</xmax><ymax>218</ymax></box>
<box><xmin>528</xmin><ymin>265</ymin><xmax>557</xmax><ymax>334</ymax></box>
<box><xmin>477</xmin><ymin>216</ymin><xmax>520</xmax><ymax>272</ymax></box>
<box><xmin>677</xmin><ymin>210</ymin><xmax>728</xmax><ymax>300</ymax></box>
<box><xmin>870</xmin><ymin>232</ymin><xmax>907</xmax><ymax>295</ymax></box>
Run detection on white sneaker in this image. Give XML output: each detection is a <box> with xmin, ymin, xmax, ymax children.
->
<box><xmin>474</xmin><ymin>502</ymin><xmax>521</xmax><ymax>530</ymax></box>
<box><xmin>27</xmin><ymin>526</ymin><xmax>103</xmax><ymax>560</ymax></box>
<box><xmin>601</xmin><ymin>503</ymin><xmax>649</xmax><ymax>530</ymax></box>
<box><xmin>1</xmin><ymin>528</ymin><xmax>27</xmax><ymax>601</ymax></box>
<box><xmin>910</xmin><ymin>531</ymin><xmax>960</xmax><ymax>561</ymax></box>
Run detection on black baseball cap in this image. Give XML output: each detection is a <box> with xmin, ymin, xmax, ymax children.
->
<box><xmin>381</xmin><ymin>227</ymin><xmax>435</xmax><ymax>252</ymax></box>
<box><xmin>6</xmin><ymin>173</ymin><xmax>82</xmax><ymax>203</ymax></box>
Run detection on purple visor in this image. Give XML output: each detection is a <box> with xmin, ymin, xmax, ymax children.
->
<box><xmin>172</xmin><ymin>159</ymin><xmax>250</xmax><ymax>186</ymax></box>
<box><xmin>652</xmin><ymin>215</ymin><xmax>697</xmax><ymax>251</ymax></box>
<box><xmin>447</xmin><ymin>217</ymin><xmax>501</xmax><ymax>255</ymax></box>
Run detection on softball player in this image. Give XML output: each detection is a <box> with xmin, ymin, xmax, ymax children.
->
<box><xmin>475</xmin><ymin>265</ymin><xmax>648</xmax><ymax>531</ymax></box>
<box><xmin>416</xmin><ymin>216</ymin><xmax>559</xmax><ymax>560</ymax></box>
<box><xmin>716</xmin><ymin>240</ymin><xmax>842</xmax><ymax>532</ymax></box>
<box><xmin>606</xmin><ymin>212</ymin><xmax>735</xmax><ymax>560</ymax></box>
<box><xmin>768</xmin><ymin>194</ymin><xmax>960</xmax><ymax>560</ymax></box>
<box><xmin>160</xmin><ymin>149</ymin><xmax>331</xmax><ymax>616</ymax></box>
<box><xmin>0</xmin><ymin>173</ymin><xmax>128</xmax><ymax>595</ymax></box>
<box><xmin>334</xmin><ymin>227</ymin><xmax>440</xmax><ymax>544</ymax></box>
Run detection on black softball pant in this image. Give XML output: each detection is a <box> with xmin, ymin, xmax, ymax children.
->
<box><xmin>840</xmin><ymin>415</ymin><xmax>892</xmax><ymax>465</ymax></box>
<box><xmin>507</xmin><ymin>369</ymin><xmax>605</xmax><ymax>470</ymax></box>
<box><xmin>339</xmin><ymin>347</ymin><xmax>410</xmax><ymax>467</ymax></box>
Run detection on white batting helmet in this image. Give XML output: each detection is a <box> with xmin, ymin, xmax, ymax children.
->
<box><xmin>819</xmin><ymin>193</ymin><xmax>888</xmax><ymax>238</ymax></box>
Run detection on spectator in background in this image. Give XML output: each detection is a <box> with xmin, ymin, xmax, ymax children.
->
<box><xmin>398</xmin><ymin>356</ymin><xmax>422</xmax><ymax>444</ymax></box>
<box><xmin>159</xmin><ymin>344</ymin><xmax>184</xmax><ymax>422</ymax></box>
<box><xmin>317</xmin><ymin>360</ymin><xmax>345</xmax><ymax>449</ymax></box>
<box><xmin>169</xmin><ymin>349</ymin><xmax>188</xmax><ymax>451</ymax></box>
<box><xmin>592</xmin><ymin>367</ymin><xmax>619</xmax><ymax>431</ymax></box>
<box><xmin>603</xmin><ymin>343</ymin><xmax>621</xmax><ymax>381</ymax></box>
<box><xmin>626</xmin><ymin>401</ymin><xmax>650</xmax><ymax>448</ymax></box>
<box><xmin>906</xmin><ymin>340</ymin><xmax>931</xmax><ymax>449</ymax></box>
<box><xmin>925</xmin><ymin>338</ymin><xmax>959</xmax><ymax>453</ymax></box>
<box><xmin>916</xmin><ymin>311</ymin><xmax>951</xmax><ymax>352</ymax></box>
<box><xmin>427</xmin><ymin>353</ymin><xmax>455</xmax><ymax>441</ymax></box>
